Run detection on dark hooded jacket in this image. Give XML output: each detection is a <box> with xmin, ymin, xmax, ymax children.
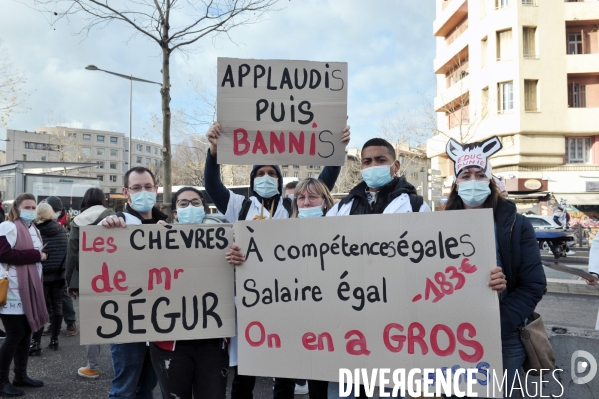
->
<box><xmin>36</xmin><ymin>219</ymin><xmax>68</xmax><ymax>282</ymax></box>
<box><xmin>338</xmin><ymin>176</ymin><xmax>419</xmax><ymax>215</ymax></box>
<box><xmin>494</xmin><ymin>198</ymin><xmax>546</xmax><ymax>337</ymax></box>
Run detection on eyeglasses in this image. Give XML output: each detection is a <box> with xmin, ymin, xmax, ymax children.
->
<box><xmin>296</xmin><ymin>195</ymin><xmax>323</xmax><ymax>204</ymax></box>
<box><xmin>125</xmin><ymin>184</ymin><xmax>156</xmax><ymax>194</ymax></box>
<box><xmin>177</xmin><ymin>199</ymin><xmax>203</xmax><ymax>208</ymax></box>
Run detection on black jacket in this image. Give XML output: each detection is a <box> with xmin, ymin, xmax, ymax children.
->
<box><xmin>338</xmin><ymin>176</ymin><xmax>421</xmax><ymax>215</ymax></box>
<box><xmin>495</xmin><ymin>199</ymin><xmax>546</xmax><ymax>336</ymax></box>
<box><xmin>36</xmin><ymin>220</ymin><xmax>68</xmax><ymax>282</ymax></box>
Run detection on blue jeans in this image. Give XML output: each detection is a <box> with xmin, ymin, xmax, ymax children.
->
<box><xmin>109</xmin><ymin>343</ymin><xmax>157</xmax><ymax>399</ymax></box>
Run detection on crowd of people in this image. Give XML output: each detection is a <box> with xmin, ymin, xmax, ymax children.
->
<box><xmin>0</xmin><ymin>125</ymin><xmax>563</xmax><ymax>399</ymax></box>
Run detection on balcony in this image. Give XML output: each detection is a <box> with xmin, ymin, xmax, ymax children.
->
<box><xmin>434</xmin><ymin>0</ymin><xmax>468</xmax><ymax>37</ymax></box>
<box><xmin>566</xmin><ymin>53</ymin><xmax>599</xmax><ymax>74</ymax></box>
<box><xmin>436</xmin><ymin>75</ymin><xmax>470</xmax><ymax>112</ymax></box>
<box><xmin>565</xmin><ymin>0</ymin><xmax>599</xmax><ymax>21</ymax></box>
<box><xmin>434</xmin><ymin>34</ymin><xmax>469</xmax><ymax>74</ymax></box>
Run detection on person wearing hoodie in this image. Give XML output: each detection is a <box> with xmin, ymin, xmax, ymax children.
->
<box><xmin>29</xmin><ymin>203</ymin><xmax>68</xmax><ymax>355</ymax></box>
<box><xmin>205</xmin><ymin>121</ymin><xmax>350</xmax><ymax>399</ymax></box>
<box><xmin>149</xmin><ymin>186</ymin><xmax>230</xmax><ymax>399</ymax></box>
<box><xmin>65</xmin><ymin>187</ymin><xmax>115</xmax><ymax>379</ymax></box>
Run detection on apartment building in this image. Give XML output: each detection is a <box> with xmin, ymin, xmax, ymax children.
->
<box><xmin>5</xmin><ymin>127</ymin><xmax>163</xmax><ymax>193</ymax></box>
<box><xmin>428</xmin><ymin>0</ymin><xmax>599</xmax><ymax>226</ymax></box>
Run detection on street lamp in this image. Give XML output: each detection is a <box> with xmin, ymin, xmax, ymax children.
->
<box><xmin>85</xmin><ymin>65</ymin><xmax>161</xmax><ymax>168</ymax></box>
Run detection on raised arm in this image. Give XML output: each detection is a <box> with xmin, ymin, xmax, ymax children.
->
<box><xmin>318</xmin><ymin>124</ymin><xmax>351</xmax><ymax>191</ymax></box>
<box><xmin>204</xmin><ymin>122</ymin><xmax>231</xmax><ymax>215</ymax></box>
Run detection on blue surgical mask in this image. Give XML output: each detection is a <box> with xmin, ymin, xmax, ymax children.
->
<box><xmin>20</xmin><ymin>209</ymin><xmax>37</xmax><ymax>225</ymax></box>
<box><xmin>458</xmin><ymin>180</ymin><xmax>491</xmax><ymax>207</ymax></box>
<box><xmin>298</xmin><ymin>205</ymin><xmax>324</xmax><ymax>218</ymax></box>
<box><xmin>130</xmin><ymin>191</ymin><xmax>156</xmax><ymax>213</ymax></box>
<box><xmin>361</xmin><ymin>165</ymin><xmax>393</xmax><ymax>189</ymax></box>
<box><xmin>177</xmin><ymin>205</ymin><xmax>205</xmax><ymax>224</ymax></box>
<box><xmin>253</xmin><ymin>175</ymin><xmax>279</xmax><ymax>198</ymax></box>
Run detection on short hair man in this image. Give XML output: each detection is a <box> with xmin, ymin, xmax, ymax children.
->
<box><xmin>284</xmin><ymin>180</ymin><xmax>298</xmax><ymax>198</ymax></box>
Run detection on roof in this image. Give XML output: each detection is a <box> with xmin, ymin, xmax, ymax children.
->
<box><xmin>0</xmin><ymin>161</ymin><xmax>98</xmax><ymax>174</ymax></box>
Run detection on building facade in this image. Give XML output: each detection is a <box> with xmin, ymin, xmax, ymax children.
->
<box><xmin>5</xmin><ymin>127</ymin><xmax>163</xmax><ymax>193</ymax></box>
<box><xmin>429</xmin><ymin>0</ymin><xmax>599</xmax><ymax>233</ymax></box>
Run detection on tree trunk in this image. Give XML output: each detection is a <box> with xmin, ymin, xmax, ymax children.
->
<box><xmin>161</xmin><ymin>22</ymin><xmax>172</xmax><ymax>221</ymax></box>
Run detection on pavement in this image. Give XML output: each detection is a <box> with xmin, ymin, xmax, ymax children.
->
<box><xmin>541</xmin><ymin>246</ymin><xmax>599</xmax><ymax>296</ymax></box>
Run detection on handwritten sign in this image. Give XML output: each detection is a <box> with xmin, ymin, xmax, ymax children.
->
<box><xmin>216</xmin><ymin>57</ymin><xmax>348</xmax><ymax>166</ymax></box>
<box><xmin>233</xmin><ymin>210</ymin><xmax>503</xmax><ymax>397</ymax></box>
<box><xmin>79</xmin><ymin>225</ymin><xmax>235</xmax><ymax>344</ymax></box>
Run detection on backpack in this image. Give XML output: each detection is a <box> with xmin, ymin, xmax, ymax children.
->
<box><xmin>238</xmin><ymin>197</ymin><xmax>292</xmax><ymax>220</ymax></box>
<box><xmin>408</xmin><ymin>194</ymin><xmax>424</xmax><ymax>213</ymax></box>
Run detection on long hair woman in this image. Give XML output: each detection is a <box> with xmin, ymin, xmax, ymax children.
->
<box><xmin>444</xmin><ymin>137</ymin><xmax>546</xmax><ymax>399</ymax></box>
<box><xmin>0</xmin><ymin>193</ymin><xmax>49</xmax><ymax>396</ymax></box>
<box><xmin>29</xmin><ymin>203</ymin><xmax>68</xmax><ymax>355</ymax></box>
<box><xmin>66</xmin><ymin>187</ymin><xmax>115</xmax><ymax>380</ymax></box>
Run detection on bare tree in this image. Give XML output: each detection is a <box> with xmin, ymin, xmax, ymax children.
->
<box><xmin>0</xmin><ymin>39</ymin><xmax>29</xmax><ymax>127</ymax></box>
<box><xmin>333</xmin><ymin>151</ymin><xmax>362</xmax><ymax>194</ymax></box>
<box><xmin>172</xmin><ymin>135</ymin><xmax>209</xmax><ymax>186</ymax></box>
<box><xmin>35</xmin><ymin>0</ymin><xmax>281</xmax><ymax>216</ymax></box>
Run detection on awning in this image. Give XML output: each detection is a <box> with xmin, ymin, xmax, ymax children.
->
<box><xmin>553</xmin><ymin>193</ymin><xmax>599</xmax><ymax>206</ymax></box>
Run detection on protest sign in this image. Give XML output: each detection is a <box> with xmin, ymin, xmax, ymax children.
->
<box><xmin>79</xmin><ymin>224</ymin><xmax>235</xmax><ymax>345</ymax></box>
<box><xmin>216</xmin><ymin>57</ymin><xmax>348</xmax><ymax>166</ymax></box>
<box><xmin>234</xmin><ymin>210</ymin><xmax>503</xmax><ymax>397</ymax></box>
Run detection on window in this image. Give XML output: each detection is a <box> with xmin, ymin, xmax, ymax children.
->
<box><xmin>568</xmin><ymin>83</ymin><xmax>586</xmax><ymax>108</ymax></box>
<box><xmin>110</xmin><ymin>149</ymin><xmax>118</xmax><ymax>157</ymax></box>
<box><xmin>293</xmin><ymin>165</ymin><xmax>299</xmax><ymax>169</ymax></box>
<box><xmin>146</xmin><ymin>146</ymin><xmax>151</xmax><ymax>153</ymax></box>
<box><xmin>97</xmin><ymin>175</ymin><xmax>104</xmax><ymax>181</ymax></box>
<box><xmin>146</xmin><ymin>158</ymin><xmax>150</xmax><ymax>165</ymax></box>
<box><xmin>524</xmin><ymin>80</ymin><xmax>538</xmax><ymax>111</ymax></box>
<box><xmin>283</xmin><ymin>172</ymin><xmax>288</xmax><ymax>177</ymax></box>
<box><xmin>110</xmin><ymin>137</ymin><xmax>118</xmax><ymax>144</ymax></box>
<box><xmin>154</xmin><ymin>148</ymin><xmax>158</xmax><ymax>155</ymax></box>
<box><xmin>411</xmin><ymin>172</ymin><xmax>419</xmax><ymax>179</ymax></box>
<box><xmin>482</xmin><ymin>86</ymin><xmax>490</xmax><ymax>114</ymax></box>
<box><xmin>41</xmin><ymin>156</ymin><xmax>46</xmax><ymax>161</ymax></box>
<box><xmin>83</xmin><ymin>134</ymin><xmax>91</xmax><ymax>142</ymax></box>
<box><xmin>481</xmin><ymin>37</ymin><xmax>488</xmax><ymax>68</ymax></box>
<box><xmin>136</xmin><ymin>144</ymin><xmax>143</xmax><ymax>151</ymax></box>
<box><xmin>522</xmin><ymin>0</ymin><xmax>536</xmax><ymax>5</ymax></box>
<box><xmin>308</xmin><ymin>173</ymin><xmax>313</xmax><ymax>178</ymax></box>
<box><xmin>97</xmin><ymin>162</ymin><xmax>104</xmax><ymax>169</ymax></box>
<box><xmin>110</xmin><ymin>175</ymin><xmax>118</xmax><ymax>183</ymax></box>
<box><xmin>294</xmin><ymin>172</ymin><xmax>298</xmax><ymax>178</ymax></box>
<box><xmin>110</xmin><ymin>162</ymin><xmax>117</xmax><ymax>169</ymax></box>
<box><xmin>528</xmin><ymin>217</ymin><xmax>550</xmax><ymax>227</ymax></box>
<box><xmin>67</xmin><ymin>132</ymin><xmax>76</xmax><ymax>138</ymax></box>
<box><xmin>22</xmin><ymin>154</ymin><xmax>26</xmax><ymax>161</ymax></box>
<box><xmin>281</xmin><ymin>165</ymin><xmax>289</xmax><ymax>168</ymax></box>
<box><xmin>523</xmin><ymin>27</ymin><xmax>536</xmax><ymax>58</ymax></box>
<box><xmin>496</xmin><ymin>0</ymin><xmax>509</xmax><ymax>8</ymax></box>
<box><xmin>498</xmin><ymin>81</ymin><xmax>514</xmax><ymax>112</ymax></box>
<box><xmin>566</xmin><ymin>137</ymin><xmax>592</xmax><ymax>164</ymax></box>
<box><xmin>82</xmin><ymin>147</ymin><xmax>91</xmax><ymax>156</ymax></box>
<box><xmin>137</xmin><ymin>156</ymin><xmax>142</xmax><ymax>164</ymax></box>
<box><xmin>314</xmin><ymin>165</ymin><xmax>321</xmax><ymax>169</ymax></box>
<box><xmin>97</xmin><ymin>135</ymin><xmax>105</xmax><ymax>143</ymax></box>
<box><xmin>97</xmin><ymin>148</ymin><xmax>105</xmax><ymax>156</ymax></box>
<box><xmin>568</xmin><ymin>34</ymin><xmax>582</xmax><ymax>55</ymax></box>
<box><xmin>109</xmin><ymin>188</ymin><xmax>117</xmax><ymax>194</ymax></box>
<box><xmin>496</xmin><ymin>29</ymin><xmax>513</xmax><ymax>61</ymax></box>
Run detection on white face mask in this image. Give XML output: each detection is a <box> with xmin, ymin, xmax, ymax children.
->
<box><xmin>52</xmin><ymin>212</ymin><xmax>61</xmax><ymax>220</ymax></box>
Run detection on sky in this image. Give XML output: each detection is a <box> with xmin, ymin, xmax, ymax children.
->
<box><xmin>0</xmin><ymin>0</ymin><xmax>437</xmax><ymax>150</ymax></box>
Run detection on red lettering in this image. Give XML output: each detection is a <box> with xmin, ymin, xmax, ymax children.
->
<box><xmin>309</xmin><ymin>132</ymin><xmax>316</xmax><ymax>156</ymax></box>
<box><xmin>106</xmin><ymin>237</ymin><xmax>117</xmax><ymax>253</ymax></box>
<box><xmin>233</xmin><ymin>128</ymin><xmax>250</xmax><ymax>155</ymax></box>
<box><xmin>289</xmin><ymin>131</ymin><xmax>305</xmax><ymax>154</ymax></box>
<box><xmin>270</xmin><ymin>131</ymin><xmax>285</xmax><ymax>154</ymax></box>
<box><xmin>113</xmin><ymin>270</ymin><xmax>128</xmax><ymax>291</ymax></box>
<box><xmin>430</xmin><ymin>324</ymin><xmax>456</xmax><ymax>357</ymax></box>
<box><xmin>91</xmin><ymin>262</ymin><xmax>113</xmax><ymax>293</ymax></box>
<box><xmin>245</xmin><ymin>321</ymin><xmax>265</xmax><ymax>347</ymax></box>
<box><xmin>302</xmin><ymin>332</ymin><xmax>318</xmax><ymax>350</ymax></box>
<box><xmin>344</xmin><ymin>330</ymin><xmax>371</xmax><ymax>356</ymax></box>
<box><xmin>267</xmin><ymin>334</ymin><xmax>281</xmax><ymax>348</ymax></box>
<box><xmin>92</xmin><ymin>237</ymin><xmax>104</xmax><ymax>252</ymax></box>
<box><xmin>148</xmin><ymin>267</ymin><xmax>172</xmax><ymax>290</ymax></box>
<box><xmin>252</xmin><ymin>130</ymin><xmax>268</xmax><ymax>154</ymax></box>
<box><xmin>383</xmin><ymin>323</ymin><xmax>406</xmax><ymax>353</ymax></box>
<box><xmin>408</xmin><ymin>322</ymin><xmax>428</xmax><ymax>355</ymax></box>
<box><xmin>457</xmin><ymin>323</ymin><xmax>484</xmax><ymax>363</ymax></box>
<box><xmin>82</xmin><ymin>231</ymin><xmax>93</xmax><ymax>252</ymax></box>
<box><xmin>318</xmin><ymin>332</ymin><xmax>334</xmax><ymax>352</ymax></box>
<box><xmin>174</xmin><ymin>269</ymin><xmax>184</xmax><ymax>279</ymax></box>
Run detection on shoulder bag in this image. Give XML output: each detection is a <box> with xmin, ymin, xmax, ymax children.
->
<box><xmin>0</xmin><ymin>265</ymin><xmax>10</xmax><ymax>306</ymax></box>
<box><xmin>519</xmin><ymin>312</ymin><xmax>556</xmax><ymax>375</ymax></box>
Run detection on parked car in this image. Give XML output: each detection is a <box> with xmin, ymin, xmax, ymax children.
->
<box><xmin>523</xmin><ymin>214</ymin><xmax>576</xmax><ymax>253</ymax></box>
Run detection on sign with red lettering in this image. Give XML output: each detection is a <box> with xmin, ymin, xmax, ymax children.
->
<box><xmin>216</xmin><ymin>57</ymin><xmax>348</xmax><ymax>166</ymax></box>
<box><xmin>233</xmin><ymin>210</ymin><xmax>503</xmax><ymax>397</ymax></box>
<box><xmin>79</xmin><ymin>225</ymin><xmax>235</xmax><ymax>344</ymax></box>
